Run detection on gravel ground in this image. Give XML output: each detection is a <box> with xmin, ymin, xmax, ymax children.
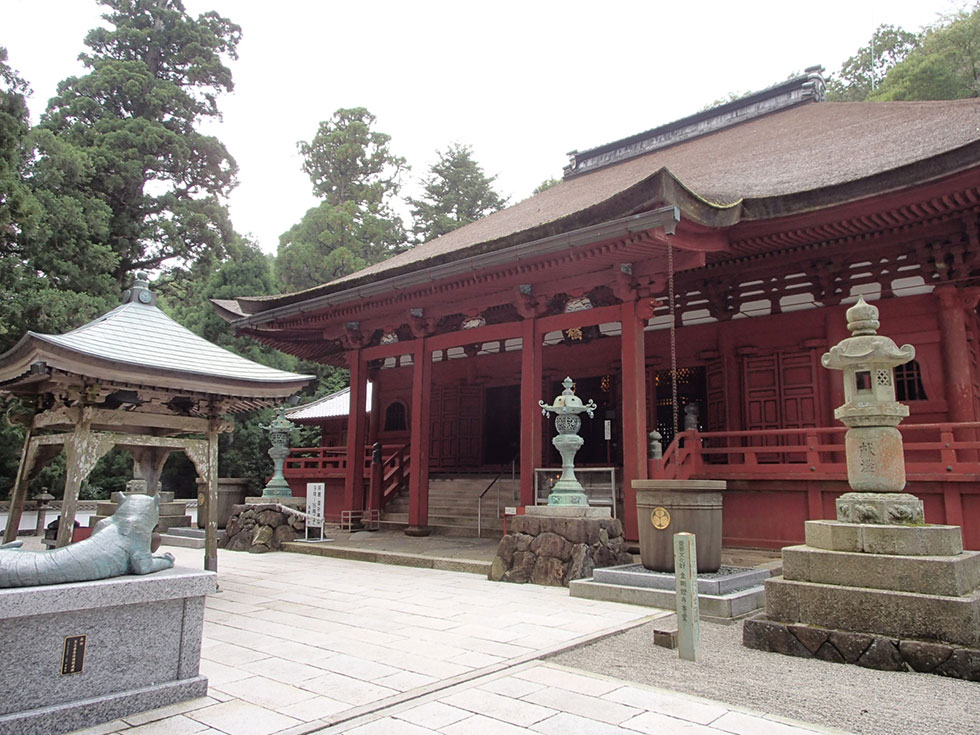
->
<box><xmin>550</xmin><ymin>617</ymin><xmax>980</xmax><ymax>735</ymax></box>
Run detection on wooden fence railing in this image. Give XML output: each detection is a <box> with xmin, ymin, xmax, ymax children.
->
<box><xmin>650</xmin><ymin>423</ymin><xmax>980</xmax><ymax>482</ymax></box>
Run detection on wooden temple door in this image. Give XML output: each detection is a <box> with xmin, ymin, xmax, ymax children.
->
<box><xmin>743</xmin><ymin>350</ymin><xmax>819</xmax><ymax>461</ymax></box>
<box><xmin>429</xmin><ymin>385</ymin><xmax>483</xmax><ymax>469</ymax></box>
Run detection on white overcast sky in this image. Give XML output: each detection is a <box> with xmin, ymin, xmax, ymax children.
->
<box><xmin>3</xmin><ymin>0</ymin><xmax>961</xmax><ymax>253</ymax></box>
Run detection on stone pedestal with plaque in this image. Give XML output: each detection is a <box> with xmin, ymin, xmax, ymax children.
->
<box><xmin>0</xmin><ymin>567</ymin><xmax>215</xmax><ymax>735</ymax></box>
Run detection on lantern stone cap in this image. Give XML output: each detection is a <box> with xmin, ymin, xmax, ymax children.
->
<box><xmin>821</xmin><ymin>297</ymin><xmax>915</xmax><ymax>370</ymax></box>
<box><xmin>539</xmin><ymin>377</ymin><xmax>597</xmax><ymax>417</ymax></box>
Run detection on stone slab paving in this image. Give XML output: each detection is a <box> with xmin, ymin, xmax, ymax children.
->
<box><xmin>315</xmin><ymin>662</ymin><xmax>851</xmax><ymax>735</ymax></box>
<box><xmin>66</xmin><ymin>547</ymin><xmax>841</xmax><ymax>735</ymax></box>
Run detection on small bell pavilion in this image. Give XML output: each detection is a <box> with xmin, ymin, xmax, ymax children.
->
<box><xmin>0</xmin><ymin>274</ymin><xmax>313</xmax><ymax>570</ymax></box>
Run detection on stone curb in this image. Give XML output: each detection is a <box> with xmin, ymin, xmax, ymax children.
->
<box><xmin>743</xmin><ymin>614</ymin><xmax>980</xmax><ymax>681</ymax></box>
<box><xmin>280</xmin><ymin>542</ymin><xmax>491</xmax><ymax>575</ymax></box>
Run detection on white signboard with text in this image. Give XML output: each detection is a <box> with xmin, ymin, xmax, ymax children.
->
<box><xmin>306</xmin><ymin>483</ymin><xmax>325</xmax><ymax>529</ymax></box>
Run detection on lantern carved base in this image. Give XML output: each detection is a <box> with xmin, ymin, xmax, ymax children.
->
<box><xmin>836</xmin><ymin>492</ymin><xmax>925</xmax><ymax>525</ymax></box>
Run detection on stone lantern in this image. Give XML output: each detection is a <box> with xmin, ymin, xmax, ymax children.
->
<box><xmin>260</xmin><ymin>407</ymin><xmax>296</xmax><ymax>498</ymax></box>
<box><xmin>539</xmin><ymin>377</ymin><xmax>597</xmax><ymax>506</ymax></box>
<box><xmin>821</xmin><ymin>296</ymin><xmax>920</xmax><ymax>523</ymax></box>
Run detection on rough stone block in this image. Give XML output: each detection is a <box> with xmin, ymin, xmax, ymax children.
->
<box><xmin>781</xmin><ymin>545</ymin><xmax>980</xmax><ymax>596</ymax></box>
<box><xmin>765</xmin><ymin>577</ymin><xmax>980</xmax><ymax>647</ymax></box>
<box><xmin>789</xmin><ymin>624</ymin><xmax>829</xmax><ymax>654</ymax></box>
<box><xmin>935</xmin><ymin>648</ymin><xmax>980</xmax><ymax>682</ymax></box>
<box><xmin>529</xmin><ymin>532</ymin><xmax>572</xmax><ymax>562</ymax></box>
<box><xmin>495</xmin><ymin>534</ymin><xmax>516</xmax><ymax>565</ymax></box>
<box><xmin>900</xmin><ymin>640</ymin><xmax>952</xmax><ymax>673</ymax></box>
<box><xmin>856</xmin><ymin>637</ymin><xmax>904</xmax><ymax>671</ymax></box>
<box><xmin>489</xmin><ymin>556</ymin><xmax>505</xmax><ymax>582</ymax></box>
<box><xmin>530</xmin><ymin>556</ymin><xmax>567</xmax><ymax>586</ymax></box>
<box><xmin>508</xmin><ymin>551</ymin><xmax>535</xmax><ymax>583</ymax></box>
<box><xmin>814</xmin><ymin>641</ymin><xmax>845</xmax><ymax>663</ymax></box>
<box><xmin>829</xmin><ymin>631</ymin><xmax>874</xmax><ymax>663</ymax></box>
<box><xmin>742</xmin><ymin>616</ymin><xmax>811</xmax><ymax>657</ymax></box>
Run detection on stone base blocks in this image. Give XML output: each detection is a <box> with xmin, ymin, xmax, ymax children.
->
<box><xmin>744</xmin><ymin>519</ymin><xmax>980</xmax><ymax>680</ymax></box>
<box><xmin>220</xmin><ymin>503</ymin><xmax>305</xmax><ymax>553</ymax></box>
<box><xmin>0</xmin><ymin>567</ymin><xmax>215</xmax><ymax>735</ymax></box>
<box><xmin>489</xmin><ymin>511</ymin><xmax>633</xmax><ymax>586</ymax></box>
<box><xmin>570</xmin><ymin>564</ymin><xmax>768</xmax><ymax>619</ymax></box>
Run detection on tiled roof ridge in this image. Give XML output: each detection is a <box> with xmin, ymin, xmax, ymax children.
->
<box><xmin>563</xmin><ymin>66</ymin><xmax>827</xmax><ymax>178</ymax></box>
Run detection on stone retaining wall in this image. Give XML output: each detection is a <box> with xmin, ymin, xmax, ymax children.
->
<box><xmin>219</xmin><ymin>503</ymin><xmax>304</xmax><ymax>553</ymax></box>
<box><xmin>490</xmin><ymin>515</ymin><xmax>634</xmax><ymax>586</ymax></box>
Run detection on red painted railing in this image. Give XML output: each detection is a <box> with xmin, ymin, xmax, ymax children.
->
<box><xmin>283</xmin><ymin>444</ymin><xmax>410</xmax><ymax>505</ymax></box>
<box><xmin>651</xmin><ymin>423</ymin><xmax>980</xmax><ymax>482</ymax></box>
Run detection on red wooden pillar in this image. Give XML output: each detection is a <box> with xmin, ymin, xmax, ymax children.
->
<box><xmin>407</xmin><ymin>337</ymin><xmax>432</xmax><ymax>535</ymax></box>
<box><xmin>936</xmin><ymin>286</ymin><xmax>978</xmax><ymax>423</ymax></box>
<box><xmin>344</xmin><ymin>349</ymin><xmax>367</xmax><ymax>514</ymax></box>
<box><xmin>620</xmin><ymin>299</ymin><xmax>648</xmax><ymax>541</ymax></box>
<box><xmin>520</xmin><ymin>317</ymin><xmax>542</xmax><ymax>506</ymax></box>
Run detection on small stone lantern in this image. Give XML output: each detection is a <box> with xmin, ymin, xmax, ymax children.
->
<box><xmin>821</xmin><ymin>296</ymin><xmax>921</xmax><ymax>523</ymax></box>
<box><xmin>539</xmin><ymin>377</ymin><xmax>597</xmax><ymax>506</ymax></box>
<box><xmin>260</xmin><ymin>407</ymin><xmax>296</xmax><ymax>498</ymax></box>
<box><xmin>33</xmin><ymin>489</ymin><xmax>54</xmax><ymax>537</ymax></box>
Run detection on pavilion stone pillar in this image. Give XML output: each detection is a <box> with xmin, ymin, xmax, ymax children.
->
<box><xmin>406</xmin><ymin>335</ymin><xmax>432</xmax><ymax>536</ymax></box>
<box><xmin>620</xmin><ymin>297</ymin><xmax>648</xmax><ymax>541</ymax></box>
<box><xmin>519</xmin><ymin>315</ymin><xmax>542</xmax><ymax>506</ymax></box>
<box><xmin>936</xmin><ymin>285</ymin><xmax>980</xmax><ymax>424</ymax></box>
<box><xmin>344</xmin><ymin>348</ymin><xmax>368</xmax><ymax>515</ymax></box>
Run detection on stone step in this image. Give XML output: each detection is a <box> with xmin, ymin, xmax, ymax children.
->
<box><xmin>166</xmin><ymin>528</ymin><xmax>206</xmax><ymax>539</ymax></box>
<box><xmin>96</xmin><ymin>501</ymin><xmax>187</xmax><ymax>517</ymax></box>
<box><xmin>158</xmin><ymin>533</ymin><xmax>205</xmax><ymax>549</ymax></box>
<box><xmin>282</xmin><ymin>541</ymin><xmax>491</xmax><ymax>574</ymax></box>
<box><xmin>88</xmin><ymin>515</ymin><xmax>191</xmax><ymax>533</ymax></box>
<box><xmin>782</xmin><ymin>544</ymin><xmax>980</xmax><ymax>597</ymax></box>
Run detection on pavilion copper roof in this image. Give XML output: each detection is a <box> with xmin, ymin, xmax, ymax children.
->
<box><xmin>0</xmin><ymin>279</ymin><xmax>313</xmax><ymax>404</ymax></box>
<box><xmin>232</xmin><ymin>94</ymin><xmax>980</xmax><ymax>320</ymax></box>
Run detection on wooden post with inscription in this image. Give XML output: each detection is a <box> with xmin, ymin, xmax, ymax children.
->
<box><xmin>674</xmin><ymin>531</ymin><xmax>701</xmax><ymax>662</ymax></box>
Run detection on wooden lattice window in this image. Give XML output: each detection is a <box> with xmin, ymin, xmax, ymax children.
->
<box><xmin>895</xmin><ymin>360</ymin><xmax>927</xmax><ymax>401</ymax></box>
<box><xmin>383</xmin><ymin>400</ymin><xmax>408</xmax><ymax>431</ymax></box>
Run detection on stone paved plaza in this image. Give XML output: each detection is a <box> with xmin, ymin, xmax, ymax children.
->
<box><xmin>68</xmin><ymin>547</ymin><xmax>846</xmax><ymax>735</ymax></box>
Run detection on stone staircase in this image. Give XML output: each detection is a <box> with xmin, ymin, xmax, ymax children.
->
<box><xmin>380</xmin><ymin>475</ymin><xmax>520</xmax><ymax>536</ymax></box>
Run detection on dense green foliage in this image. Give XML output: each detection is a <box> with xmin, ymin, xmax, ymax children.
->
<box><xmin>277</xmin><ymin>108</ymin><xmax>408</xmax><ymax>291</ymax></box>
<box><xmin>827</xmin><ymin>25</ymin><xmax>919</xmax><ymax>101</ymax></box>
<box><xmin>37</xmin><ymin>0</ymin><xmax>241</xmax><ymax>287</ymax></box>
<box><xmin>829</xmin><ymin>5</ymin><xmax>980</xmax><ymax>102</ymax></box>
<box><xmin>409</xmin><ymin>143</ymin><xmax>506</xmax><ymax>242</ymax></box>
